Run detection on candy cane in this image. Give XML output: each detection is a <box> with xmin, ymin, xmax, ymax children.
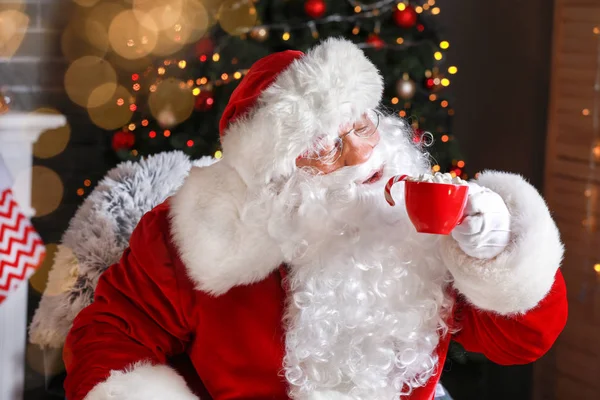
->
<box><xmin>384</xmin><ymin>175</ymin><xmax>408</xmax><ymax>206</ymax></box>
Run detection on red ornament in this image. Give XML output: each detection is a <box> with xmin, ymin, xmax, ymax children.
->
<box><xmin>304</xmin><ymin>0</ymin><xmax>326</xmax><ymax>19</ymax></box>
<box><xmin>393</xmin><ymin>5</ymin><xmax>418</xmax><ymax>29</ymax></box>
<box><xmin>194</xmin><ymin>91</ymin><xmax>214</xmax><ymax>111</ymax></box>
<box><xmin>195</xmin><ymin>38</ymin><xmax>214</xmax><ymax>58</ymax></box>
<box><xmin>366</xmin><ymin>33</ymin><xmax>385</xmax><ymax>49</ymax></box>
<box><xmin>112</xmin><ymin>130</ymin><xmax>135</xmax><ymax>152</ymax></box>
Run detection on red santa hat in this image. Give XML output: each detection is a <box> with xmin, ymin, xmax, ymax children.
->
<box><xmin>218</xmin><ymin>37</ymin><xmax>384</xmax><ymax>186</ymax></box>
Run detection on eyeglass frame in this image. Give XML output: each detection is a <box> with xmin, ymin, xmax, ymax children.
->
<box><xmin>299</xmin><ymin>109</ymin><xmax>381</xmax><ymax>166</ymax></box>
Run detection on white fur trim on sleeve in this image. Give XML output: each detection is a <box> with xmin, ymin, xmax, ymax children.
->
<box><xmin>440</xmin><ymin>171</ymin><xmax>564</xmax><ymax>315</ymax></box>
<box><xmin>84</xmin><ymin>361</ymin><xmax>198</xmax><ymax>400</ymax></box>
<box><xmin>169</xmin><ymin>162</ymin><xmax>284</xmax><ymax>295</ymax></box>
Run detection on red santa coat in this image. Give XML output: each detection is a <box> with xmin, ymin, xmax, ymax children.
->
<box><xmin>63</xmin><ymin>200</ymin><xmax>568</xmax><ymax>400</ymax></box>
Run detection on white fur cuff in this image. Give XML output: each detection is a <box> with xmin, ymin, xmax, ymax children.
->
<box><xmin>84</xmin><ymin>361</ymin><xmax>198</xmax><ymax>400</ymax></box>
<box><xmin>440</xmin><ymin>171</ymin><xmax>564</xmax><ymax>315</ymax></box>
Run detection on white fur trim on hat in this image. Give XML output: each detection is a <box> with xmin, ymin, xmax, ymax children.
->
<box><xmin>440</xmin><ymin>171</ymin><xmax>564</xmax><ymax>315</ymax></box>
<box><xmin>84</xmin><ymin>361</ymin><xmax>198</xmax><ymax>400</ymax></box>
<box><xmin>169</xmin><ymin>162</ymin><xmax>284</xmax><ymax>295</ymax></box>
<box><xmin>221</xmin><ymin>37</ymin><xmax>384</xmax><ymax>187</ymax></box>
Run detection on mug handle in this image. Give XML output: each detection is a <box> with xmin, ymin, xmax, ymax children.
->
<box><xmin>384</xmin><ymin>175</ymin><xmax>409</xmax><ymax>206</ymax></box>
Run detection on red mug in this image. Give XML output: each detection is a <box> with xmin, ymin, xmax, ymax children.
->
<box><xmin>384</xmin><ymin>175</ymin><xmax>469</xmax><ymax>235</ymax></box>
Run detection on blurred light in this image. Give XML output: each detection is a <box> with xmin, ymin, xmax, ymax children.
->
<box><xmin>429</xmin><ymin>94</ymin><xmax>437</xmax><ymax>101</ymax></box>
<box><xmin>108</xmin><ymin>10</ymin><xmax>158</xmax><ymax>60</ymax></box>
<box><xmin>218</xmin><ymin>0</ymin><xmax>257</xmax><ymax>36</ymax></box>
<box><xmin>200</xmin><ymin>54</ymin><xmax>207</xmax><ymax>62</ymax></box>
<box><xmin>417</xmin><ymin>24</ymin><xmax>424</xmax><ymax>32</ymax></box>
<box><xmin>31</xmin><ymin>166</ymin><xmax>63</xmax><ymax>217</ymax></box>
<box><xmin>149</xmin><ymin>84</ymin><xmax>157</xmax><ymax>92</ymax></box>
<box><xmin>434</xmin><ymin>51</ymin><xmax>443</xmax><ymax>60</ymax></box>
<box><xmin>595</xmin><ymin>263</ymin><xmax>600</xmax><ymax>273</ymax></box>
<box><xmin>128</xmin><ymin>123</ymin><xmax>136</xmax><ymax>130</ymax></box>
<box><xmin>231</xmin><ymin>57</ymin><xmax>239</xmax><ymax>64</ymax></box>
<box><xmin>221</xmin><ymin>73</ymin><xmax>229</xmax><ymax>80</ymax></box>
<box><xmin>178</xmin><ymin>60</ymin><xmax>187</xmax><ymax>68</ymax></box>
<box><xmin>391</xmin><ymin>97</ymin><xmax>399</xmax><ymax>104</ymax></box>
<box><xmin>129</xmin><ymin>104</ymin><xmax>137</xmax><ymax>111</ymax></box>
<box><xmin>282</xmin><ymin>32</ymin><xmax>290</xmax><ymax>41</ymax></box>
<box><xmin>149</xmin><ymin>130</ymin><xmax>157</xmax><ymax>138</ymax></box>
<box><xmin>425</xmin><ymin>70</ymin><xmax>432</xmax><ymax>78</ymax></box>
<box><xmin>441</xmin><ymin>78</ymin><xmax>450</xmax><ymax>86</ymax></box>
<box><xmin>77</xmin><ymin>188</ymin><xmax>84</xmax><ymax>196</ymax></box>
<box><xmin>149</xmin><ymin>78</ymin><xmax>194</xmax><ymax>127</ymax></box>
<box><xmin>457</xmin><ymin>160</ymin><xmax>465</xmax><ymax>168</ymax></box>
<box><xmin>423</xmin><ymin>4</ymin><xmax>430</xmax><ymax>11</ymax></box>
<box><xmin>450</xmin><ymin>171</ymin><xmax>457</xmax><ymax>178</ymax></box>
<box><xmin>415</xmin><ymin>6</ymin><xmax>423</xmax><ymax>13</ymax></box>
<box><xmin>594</xmin><ymin>27</ymin><xmax>600</xmax><ymax>35</ymax></box>
<box><xmin>131</xmin><ymin>149</ymin><xmax>138</xmax><ymax>156</ymax></box>
<box><xmin>431</xmin><ymin>7</ymin><xmax>440</xmax><ymax>15</ymax></box>
<box><xmin>212</xmin><ymin>53</ymin><xmax>220</xmax><ymax>61</ymax></box>
<box><xmin>433</xmin><ymin>77</ymin><xmax>441</xmax><ymax>85</ymax></box>
<box><xmin>84</xmin><ymin>179</ymin><xmax>91</xmax><ymax>187</ymax></box>
<box><xmin>158</xmin><ymin>67</ymin><xmax>166</xmax><ymax>75</ymax></box>
<box><xmin>448</xmin><ymin>66</ymin><xmax>458</xmax><ymax>74</ymax></box>
<box><xmin>132</xmin><ymin>0</ymin><xmax>184</xmax><ymax>31</ymax></box>
<box><xmin>234</xmin><ymin>71</ymin><xmax>242</xmax><ymax>79</ymax></box>
<box><xmin>164</xmin><ymin>129</ymin><xmax>171</xmax><ymax>137</ymax></box>
<box><xmin>196</xmin><ymin>78</ymin><xmax>202</xmax><ymax>85</ymax></box>
<box><xmin>133</xmin><ymin>83</ymin><xmax>141</xmax><ymax>91</ymax></box>
<box><xmin>399</xmin><ymin>110</ymin><xmax>407</xmax><ymax>117</ymax></box>
<box><xmin>354</xmin><ymin>6</ymin><xmax>361</xmax><ymax>12</ymax></box>
<box><xmin>200</xmin><ymin>77</ymin><xmax>208</xmax><ymax>84</ymax></box>
<box><xmin>397</xmin><ymin>3</ymin><xmax>406</xmax><ymax>11</ymax></box>
<box><xmin>432</xmin><ymin>165</ymin><xmax>441</xmax><ymax>172</ymax></box>
<box><xmin>192</xmin><ymin>87</ymin><xmax>201</xmax><ymax>95</ymax></box>
<box><xmin>187</xmin><ymin>139</ymin><xmax>194</xmax><ymax>147</ymax></box>
<box><xmin>396</xmin><ymin>37</ymin><xmax>404</xmax><ymax>44</ymax></box>
<box><xmin>448</xmin><ymin>109</ymin><xmax>455</xmax><ymax>116</ymax></box>
<box><xmin>582</xmin><ymin>108</ymin><xmax>590</xmax><ymax>116</ymax></box>
<box><xmin>206</xmin><ymin>98</ymin><xmax>214</xmax><ymax>105</ymax></box>
<box><xmin>141</xmin><ymin>119</ymin><xmax>149</xmax><ymax>126</ymax></box>
<box><xmin>31</xmin><ymin>108</ymin><xmax>71</xmax><ymax>159</ymax></box>
<box><xmin>440</xmin><ymin>41</ymin><xmax>449</xmax><ymax>49</ymax></box>
<box><xmin>352</xmin><ymin>26</ymin><xmax>360</xmax><ymax>35</ymax></box>
<box><xmin>428</xmin><ymin>0</ymin><xmax>436</xmax><ymax>5</ymax></box>
<box><xmin>441</xmin><ymin>135</ymin><xmax>449</xmax><ymax>142</ymax></box>
<box><xmin>593</xmin><ymin>144</ymin><xmax>600</xmax><ymax>160</ymax></box>
<box><xmin>88</xmin><ymin>85</ymin><xmax>134</xmax><ymax>130</ymax></box>
<box><xmin>214</xmin><ymin>150</ymin><xmax>223</xmax><ymax>159</ymax></box>
<box><xmin>117</xmin><ymin>98</ymin><xmax>124</xmax><ymax>106</ymax></box>
<box><xmin>441</xmin><ymin>100</ymin><xmax>449</xmax><ymax>107</ymax></box>
<box><xmin>65</xmin><ymin>56</ymin><xmax>117</xmax><ymax>108</ymax></box>
<box><xmin>132</xmin><ymin>73</ymin><xmax>139</xmax><ymax>81</ymax></box>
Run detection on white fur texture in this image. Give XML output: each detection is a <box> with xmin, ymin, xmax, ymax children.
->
<box><xmin>169</xmin><ymin>161</ymin><xmax>284</xmax><ymax>295</ymax></box>
<box><xmin>84</xmin><ymin>361</ymin><xmax>198</xmax><ymax>400</ymax></box>
<box><xmin>29</xmin><ymin>152</ymin><xmax>216</xmax><ymax>348</ymax></box>
<box><xmin>440</xmin><ymin>171</ymin><xmax>564</xmax><ymax>315</ymax></box>
<box><xmin>221</xmin><ymin>37</ymin><xmax>383</xmax><ymax>188</ymax></box>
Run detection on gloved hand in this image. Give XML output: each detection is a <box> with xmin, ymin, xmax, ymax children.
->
<box><xmin>451</xmin><ymin>182</ymin><xmax>511</xmax><ymax>259</ymax></box>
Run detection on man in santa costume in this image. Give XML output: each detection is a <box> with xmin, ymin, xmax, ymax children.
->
<box><xmin>63</xmin><ymin>38</ymin><xmax>567</xmax><ymax>400</ymax></box>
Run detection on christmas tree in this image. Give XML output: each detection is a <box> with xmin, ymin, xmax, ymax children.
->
<box><xmin>64</xmin><ymin>0</ymin><xmax>465</xmax><ymax>177</ymax></box>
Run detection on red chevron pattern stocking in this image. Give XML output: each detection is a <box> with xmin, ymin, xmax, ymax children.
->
<box><xmin>0</xmin><ymin>188</ymin><xmax>45</xmax><ymax>304</ymax></box>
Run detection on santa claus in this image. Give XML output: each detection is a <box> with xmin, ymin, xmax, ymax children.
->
<box><xmin>63</xmin><ymin>38</ymin><xmax>567</xmax><ymax>400</ymax></box>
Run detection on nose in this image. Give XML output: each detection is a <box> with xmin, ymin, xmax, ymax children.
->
<box><xmin>342</xmin><ymin>130</ymin><xmax>380</xmax><ymax>166</ymax></box>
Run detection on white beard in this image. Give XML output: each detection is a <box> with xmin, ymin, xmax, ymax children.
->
<box><xmin>252</xmin><ymin>116</ymin><xmax>454</xmax><ymax>399</ymax></box>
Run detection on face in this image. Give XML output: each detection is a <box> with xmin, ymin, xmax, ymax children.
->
<box><xmin>295</xmin><ymin>111</ymin><xmax>381</xmax><ymax>178</ymax></box>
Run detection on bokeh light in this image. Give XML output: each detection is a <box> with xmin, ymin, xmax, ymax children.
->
<box><xmin>30</xmin><ymin>166</ymin><xmax>64</xmax><ymax>217</ymax></box>
<box><xmin>133</xmin><ymin>0</ymin><xmax>183</xmax><ymax>32</ymax></box>
<box><xmin>87</xmin><ymin>85</ymin><xmax>134</xmax><ymax>130</ymax></box>
<box><xmin>0</xmin><ymin>10</ymin><xmax>29</xmax><ymax>58</ymax></box>
<box><xmin>29</xmin><ymin>243</ymin><xmax>58</xmax><ymax>294</ymax></box>
<box><xmin>64</xmin><ymin>56</ymin><xmax>117</xmax><ymax>108</ymax></box>
<box><xmin>218</xmin><ymin>0</ymin><xmax>258</xmax><ymax>36</ymax></box>
<box><xmin>108</xmin><ymin>10</ymin><xmax>158</xmax><ymax>60</ymax></box>
<box><xmin>149</xmin><ymin>78</ymin><xmax>194</xmax><ymax>128</ymax></box>
<box><xmin>31</xmin><ymin>108</ymin><xmax>71</xmax><ymax>159</ymax></box>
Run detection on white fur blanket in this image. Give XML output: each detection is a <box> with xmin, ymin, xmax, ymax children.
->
<box><xmin>29</xmin><ymin>151</ymin><xmax>216</xmax><ymax>348</ymax></box>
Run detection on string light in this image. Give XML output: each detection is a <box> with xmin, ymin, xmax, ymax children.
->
<box><xmin>164</xmin><ymin>130</ymin><xmax>171</xmax><ymax>137</ymax></box>
<box><xmin>441</xmin><ymin>135</ymin><xmax>449</xmax><ymax>142</ymax></box>
<box><xmin>423</xmin><ymin>4</ymin><xmax>430</xmax><ymax>11</ymax></box>
<box><xmin>129</xmin><ymin>104</ymin><xmax>137</xmax><ymax>112</ymax></box>
<box><xmin>431</xmin><ymin>7</ymin><xmax>440</xmax><ymax>15</ymax></box>
<box><xmin>354</xmin><ymin>6</ymin><xmax>361</xmax><ymax>13</ymax></box>
<box><xmin>583</xmin><ymin>108</ymin><xmax>590</xmax><ymax>116</ymax></box>
<box><xmin>234</xmin><ymin>71</ymin><xmax>242</xmax><ymax>79</ymax></box>
<box><xmin>397</xmin><ymin>3</ymin><xmax>406</xmax><ymax>11</ymax></box>
<box><xmin>429</xmin><ymin>94</ymin><xmax>437</xmax><ymax>101</ymax></box>
<box><xmin>457</xmin><ymin>160</ymin><xmax>465</xmax><ymax>168</ymax></box>
<box><xmin>399</xmin><ymin>110</ymin><xmax>406</xmax><ymax>117</ymax></box>
<box><xmin>141</xmin><ymin>119</ymin><xmax>148</xmax><ymax>126</ymax></box>
<box><xmin>440</xmin><ymin>41</ymin><xmax>449</xmax><ymax>49</ymax></box>
<box><xmin>178</xmin><ymin>60</ymin><xmax>187</xmax><ymax>69</ymax></box>
<box><xmin>432</xmin><ymin>165</ymin><xmax>441</xmax><ymax>172</ymax></box>
<box><xmin>221</xmin><ymin>73</ymin><xmax>229</xmax><ymax>80</ymax></box>
<box><xmin>215</xmin><ymin>150</ymin><xmax>223</xmax><ymax>159</ymax></box>
<box><xmin>128</xmin><ymin>123</ymin><xmax>135</xmax><ymax>130</ymax></box>
<box><xmin>77</xmin><ymin>188</ymin><xmax>84</xmax><ymax>196</ymax></box>
<box><xmin>441</xmin><ymin>100</ymin><xmax>449</xmax><ymax>107</ymax></box>
<box><xmin>441</xmin><ymin>78</ymin><xmax>450</xmax><ymax>86</ymax></box>
<box><xmin>415</xmin><ymin>6</ymin><xmax>423</xmax><ymax>13</ymax></box>
<box><xmin>84</xmin><ymin>179</ymin><xmax>91</xmax><ymax>187</ymax></box>
<box><xmin>282</xmin><ymin>32</ymin><xmax>291</xmax><ymax>41</ymax></box>
<box><xmin>594</xmin><ymin>263</ymin><xmax>600</xmax><ymax>273</ymax></box>
<box><xmin>131</xmin><ymin>149</ymin><xmax>138</xmax><ymax>156</ymax></box>
<box><xmin>133</xmin><ymin>83</ymin><xmax>141</xmax><ymax>91</ymax></box>
<box><xmin>434</xmin><ymin>52</ymin><xmax>443</xmax><ymax>60</ymax></box>
<box><xmin>352</xmin><ymin>25</ymin><xmax>360</xmax><ymax>35</ymax></box>
<box><xmin>149</xmin><ymin>131</ymin><xmax>156</xmax><ymax>138</ymax></box>
<box><xmin>448</xmin><ymin>66</ymin><xmax>458</xmax><ymax>74</ymax></box>
<box><xmin>187</xmin><ymin>140</ymin><xmax>194</xmax><ymax>147</ymax></box>
<box><xmin>192</xmin><ymin>88</ymin><xmax>200</xmax><ymax>96</ymax></box>
<box><xmin>212</xmin><ymin>53</ymin><xmax>220</xmax><ymax>62</ymax></box>
<box><xmin>396</xmin><ymin>37</ymin><xmax>404</xmax><ymax>44</ymax></box>
<box><xmin>391</xmin><ymin>97</ymin><xmax>399</xmax><ymax>104</ymax></box>
<box><xmin>428</xmin><ymin>0</ymin><xmax>436</xmax><ymax>5</ymax></box>
<box><xmin>594</xmin><ymin>26</ymin><xmax>600</xmax><ymax>35</ymax></box>
<box><xmin>132</xmin><ymin>74</ymin><xmax>139</xmax><ymax>81</ymax></box>
<box><xmin>200</xmin><ymin>55</ymin><xmax>207</xmax><ymax>62</ymax></box>
<box><xmin>116</xmin><ymin>98</ymin><xmax>124</xmax><ymax>106</ymax></box>
<box><xmin>158</xmin><ymin>67</ymin><xmax>166</xmax><ymax>75</ymax></box>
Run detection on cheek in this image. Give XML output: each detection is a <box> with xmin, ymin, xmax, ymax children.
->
<box><xmin>295</xmin><ymin>158</ymin><xmax>341</xmax><ymax>175</ymax></box>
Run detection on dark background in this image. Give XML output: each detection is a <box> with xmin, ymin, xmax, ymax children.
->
<box><xmin>15</xmin><ymin>1</ymin><xmax>556</xmax><ymax>399</ymax></box>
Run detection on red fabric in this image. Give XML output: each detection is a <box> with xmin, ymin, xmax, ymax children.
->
<box><xmin>64</xmin><ymin>202</ymin><xmax>568</xmax><ymax>400</ymax></box>
<box><xmin>218</xmin><ymin>50</ymin><xmax>304</xmax><ymax>136</ymax></box>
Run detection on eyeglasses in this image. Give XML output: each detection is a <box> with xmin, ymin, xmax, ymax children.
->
<box><xmin>301</xmin><ymin>109</ymin><xmax>381</xmax><ymax>165</ymax></box>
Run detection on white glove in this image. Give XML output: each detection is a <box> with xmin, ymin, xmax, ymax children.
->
<box><xmin>451</xmin><ymin>182</ymin><xmax>511</xmax><ymax>259</ymax></box>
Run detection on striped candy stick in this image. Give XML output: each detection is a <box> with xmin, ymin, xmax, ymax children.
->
<box><xmin>384</xmin><ymin>175</ymin><xmax>409</xmax><ymax>206</ymax></box>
